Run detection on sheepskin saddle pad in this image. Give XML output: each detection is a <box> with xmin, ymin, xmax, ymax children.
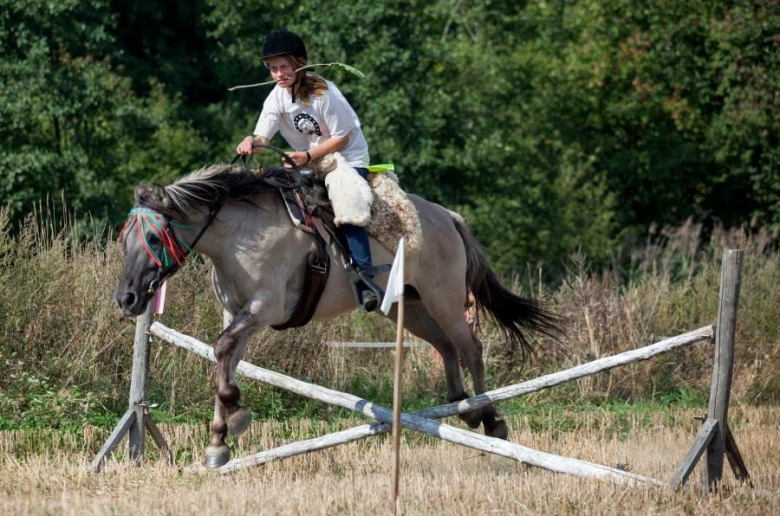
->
<box><xmin>280</xmin><ymin>153</ymin><xmax>422</xmax><ymax>259</ymax></box>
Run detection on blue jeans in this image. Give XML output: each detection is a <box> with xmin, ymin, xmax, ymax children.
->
<box><xmin>341</xmin><ymin>167</ymin><xmax>372</xmax><ymax>270</ymax></box>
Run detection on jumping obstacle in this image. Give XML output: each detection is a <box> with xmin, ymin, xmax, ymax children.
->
<box><xmin>93</xmin><ymin>250</ymin><xmax>749</xmax><ymax>491</ymax></box>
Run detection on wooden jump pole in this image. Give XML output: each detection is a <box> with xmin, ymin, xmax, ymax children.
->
<box><xmin>151</xmin><ymin>323</ymin><xmax>712</xmax><ymax>485</ymax></box>
<box><xmin>670</xmin><ymin>249</ymin><xmax>750</xmax><ymax>490</ymax></box>
<box><xmin>152</xmin><ymin>323</ymin><xmax>712</xmax><ymax>476</ymax></box>
<box><xmin>211</xmin><ymin>327</ymin><xmax>714</xmax><ymax>475</ymax></box>
<box><xmin>91</xmin><ymin>305</ymin><xmax>172</xmax><ymax>472</ymax></box>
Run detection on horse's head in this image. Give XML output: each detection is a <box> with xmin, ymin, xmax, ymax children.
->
<box><xmin>114</xmin><ymin>185</ymin><xmax>188</xmax><ymax>317</ymax></box>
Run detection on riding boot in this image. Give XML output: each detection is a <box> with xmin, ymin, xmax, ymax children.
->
<box><xmin>341</xmin><ymin>224</ymin><xmax>383</xmax><ymax>312</ymax></box>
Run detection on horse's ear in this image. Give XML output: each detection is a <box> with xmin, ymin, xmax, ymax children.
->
<box><xmin>134</xmin><ymin>184</ymin><xmax>168</xmax><ymax>208</ymax></box>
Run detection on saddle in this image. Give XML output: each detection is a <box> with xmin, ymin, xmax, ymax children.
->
<box><xmin>271</xmin><ymin>176</ymin><xmax>389</xmax><ymax>330</ymax></box>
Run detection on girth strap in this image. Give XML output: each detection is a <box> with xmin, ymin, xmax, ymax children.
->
<box><xmin>270</xmin><ymin>209</ymin><xmax>330</xmax><ymax>331</ymax></box>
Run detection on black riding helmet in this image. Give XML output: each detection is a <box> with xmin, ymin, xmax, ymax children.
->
<box><xmin>262</xmin><ymin>29</ymin><xmax>307</xmax><ymax>61</ymax></box>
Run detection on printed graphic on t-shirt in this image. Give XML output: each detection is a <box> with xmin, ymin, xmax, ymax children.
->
<box><xmin>293</xmin><ymin>113</ymin><xmax>322</xmax><ymax>137</ymax></box>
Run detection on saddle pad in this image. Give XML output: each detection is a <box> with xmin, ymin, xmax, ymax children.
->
<box><xmin>366</xmin><ymin>172</ymin><xmax>422</xmax><ymax>260</ymax></box>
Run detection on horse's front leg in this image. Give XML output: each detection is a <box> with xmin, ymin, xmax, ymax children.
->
<box><xmin>204</xmin><ymin>295</ymin><xmax>272</xmax><ymax>468</ymax></box>
<box><xmin>203</xmin><ymin>309</ymin><xmax>236</xmax><ymax>468</ymax></box>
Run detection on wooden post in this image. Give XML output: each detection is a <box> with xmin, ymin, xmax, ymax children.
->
<box><xmin>391</xmin><ymin>295</ymin><xmax>405</xmax><ymax>512</ymax></box>
<box><xmin>91</xmin><ymin>304</ymin><xmax>172</xmax><ymax>472</ymax></box>
<box><xmin>670</xmin><ymin>419</ymin><xmax>718</xmax><ymax>489</ymax></box>
<box><xmin>703</xmin><ymin>249</ymin><xmax>744</xmax><ymax>489</ymax></box>
<box><xmin>128</xmin><ymin>304</ymin><xmax>153</xmax><ymax>460</ymax></box>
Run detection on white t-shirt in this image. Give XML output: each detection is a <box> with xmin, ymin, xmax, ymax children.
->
<box><xmin>253</xmin><ymin>80</ymin><xmax>370</xmax><ymax>168</ymax></box>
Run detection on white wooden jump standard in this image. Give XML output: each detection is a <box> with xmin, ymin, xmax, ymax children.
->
<box><xmin>90</xmin><ymin>306</ymin><xmax>172</xmax><ymax>472</ymax></box>
<box><xmin>94</xmin><ymin>249</ymin><xmax>749</xmax><ymax>492</ymax></box>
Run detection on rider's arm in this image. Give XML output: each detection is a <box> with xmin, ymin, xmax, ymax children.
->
<box><xmin>281</xmin><ymin>135</ymin><xmax>348</xmax><ymax>168</ymax></box>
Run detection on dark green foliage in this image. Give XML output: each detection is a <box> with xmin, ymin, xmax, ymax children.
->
<box><xmin>1</xmin><ymin>0</ymin><xmax>777</xmax><ymax>267</ymax></box>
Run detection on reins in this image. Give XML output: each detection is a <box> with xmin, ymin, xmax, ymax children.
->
<box><xmin>229</xmin><ymin>142</ymin><xmax>303</xmax><ymax>176</ymax></box>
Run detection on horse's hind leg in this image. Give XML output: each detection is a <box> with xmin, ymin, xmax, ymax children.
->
<box><xmin>468</xmin><ymin>334</ymin><xmax>508</xmax><ymax>439</ymax></box>
<box><xmin>382</xmin><ymin>300</ymin><xmax>482</xmax><ymax>429</ymax></box>
<box><xmin>420</xmin><ymin>292</ymin><xmax>508</xmax><ymax>439</ymax></box>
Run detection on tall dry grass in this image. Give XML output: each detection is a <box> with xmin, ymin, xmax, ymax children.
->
<box><xmin>524</xmin><ymin>221</ymin><xmax>780</xmax><ymax>403</ymax></box>
<box><xmin>0</xmin><ymin>207</ymin><xmax>778</xmax><ymax>431</ymax></box>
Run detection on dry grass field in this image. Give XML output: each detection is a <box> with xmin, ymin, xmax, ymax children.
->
<box><xmin>2</xmin><ymin>206</ymin><xmax>779</xmax><ymax>515</ymax></box>
<box><xmin>2</xmin><ymin>406</ymin><xmax>778</xmax><ymax>515</ymax></box>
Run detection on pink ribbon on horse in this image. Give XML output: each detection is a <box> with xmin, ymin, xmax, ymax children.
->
<box><xmin>152</xmin><ymin>280</ymin><xmax>167</xmax><ymax>315</ymax></box>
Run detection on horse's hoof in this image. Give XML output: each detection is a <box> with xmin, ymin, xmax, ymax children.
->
<box><xmin>484</xmin><ymin>419</ymin><xmax>509</xmax><ymax>440</ymax></box>
<box><xmin>203</xmin><ymin>444</ymin><xmax>231</xmax><ymax>468</ymax></box>
<box><xmin>227</xmin><ymin>406</ymin><xmax>252</xmax><ymax>437</ymax></box>
<box><xmin>459</xmin><ymin>409</ymin><xmax>483</xmax><ymax>429</ymax></box>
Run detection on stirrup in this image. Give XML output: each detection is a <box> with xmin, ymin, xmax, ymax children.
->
<box><xmin>348</xmin><ymin>267</ymin><xmax>387</xmax><ymax>313</ymax></box>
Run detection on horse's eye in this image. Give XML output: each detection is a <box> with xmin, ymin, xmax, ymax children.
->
<box><xmin>148</xmin><ymin>234</ymin><xmax>160</xmax><ymax>245</ymax></box>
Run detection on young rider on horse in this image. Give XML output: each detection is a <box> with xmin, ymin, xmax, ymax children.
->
<box><xmin>236</xmin><ymin>29</ymin><xmax>380</xmax><ymax>312</ymax></box>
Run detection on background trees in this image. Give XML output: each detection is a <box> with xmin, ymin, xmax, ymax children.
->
<box><xmin>1</xmin><ymin>0</ymin><xmax>777</xmax><ymax>271</ymax></box>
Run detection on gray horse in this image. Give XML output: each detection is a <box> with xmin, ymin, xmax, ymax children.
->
<box><xmin>114</xmin><ymin>163</ymin><xmax>560</xmax><ymax>468</ymax></box>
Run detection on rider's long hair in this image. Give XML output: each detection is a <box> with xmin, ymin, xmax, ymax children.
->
<box><xmin>282</xmin><ymin>55</ymin><xmax>329</xmax><ymax>106</ymax></box>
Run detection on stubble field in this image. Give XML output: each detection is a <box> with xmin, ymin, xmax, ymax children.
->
<box><xmin>2</xmin><ymin>406</ymin><xmax>778</xmax><ymax>515</ymax></box>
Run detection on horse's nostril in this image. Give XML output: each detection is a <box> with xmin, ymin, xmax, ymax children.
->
<box><xmin>122</xmin><ymin>292</ymin><xmax>136</xmax><ymax>308</ymax></box>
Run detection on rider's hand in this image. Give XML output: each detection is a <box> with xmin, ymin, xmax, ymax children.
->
<box><xmin>282</xmin><ymin>151</ymin><xmax>311</xmax><ymax>168</ymax></box>
<box><xmin>236</xmin><ymin>136</ymin><xmax>255</xmax><ymax>155</ymax></box>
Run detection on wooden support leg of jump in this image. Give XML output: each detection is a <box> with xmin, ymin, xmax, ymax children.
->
<box><xmin>91</xmin><ymin>305</ymin><xmax>172</xmax><ymax>472</ymax></box>
<box><xmin>724</xmin><ymin>427</ymin><xmax>750</xmax><ymax>481</ymax></box>
<box><xmin>670</xmin><ymin>249</ymin><xmax>750</xmax><ymax>491</ymax></box>
<box><xmin>703</xmin><ymin>249</ymin><xmax>749</xmax><ymax>489</ymax></box>
<box><xmin>89</xmin><ymin>410</ymin><xmax>136</xmax><ymax>471</ymax></box>
<box><xmin>669</xmin><ymin>419</ymin><xmax>718</xmax><ymax>490</ymax></box>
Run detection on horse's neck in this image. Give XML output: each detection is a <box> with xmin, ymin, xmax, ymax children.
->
<box><xmin>178</xmin><ymin>193</ymin><xmax>294</xmax><ymax>263</ymax></box>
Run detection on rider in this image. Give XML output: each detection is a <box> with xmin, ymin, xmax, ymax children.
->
<box><xmin>236</xmin><ymin>29</ymin><xmax>380</xmax><ymax>312</ymax></box>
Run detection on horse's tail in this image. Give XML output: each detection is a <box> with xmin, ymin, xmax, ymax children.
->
<box><xmin>452</xmin><ymin>216</ymin><xmax>563</xmax><ymax>362</ymax></box>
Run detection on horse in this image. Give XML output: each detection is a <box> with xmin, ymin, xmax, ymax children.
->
<box><xmin>114</xmin><ymin>162</ymin><xmax>561</xmax><ymax>468</ymax></box>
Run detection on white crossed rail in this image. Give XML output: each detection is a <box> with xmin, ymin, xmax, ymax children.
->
<box><xmin>150</xmin><ymin>323</ymin><xmax>714</xmax><ymax>484</ymax></box>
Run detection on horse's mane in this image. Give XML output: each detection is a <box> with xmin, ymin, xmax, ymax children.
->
<box><xmin>140</xmin><ymin>164</ymin><xmax>301</xmax><ymax>217</ymax></box>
